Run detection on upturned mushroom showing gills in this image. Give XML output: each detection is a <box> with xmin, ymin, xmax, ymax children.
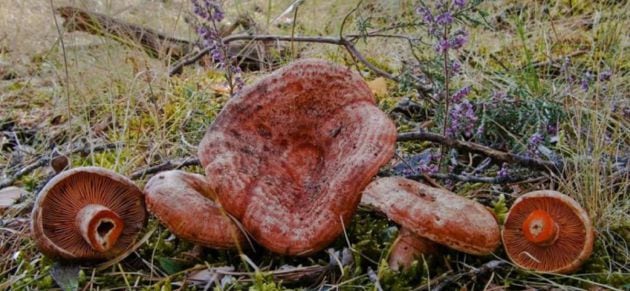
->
<box><xmin>502</xmin><ymin>190</ymin><xmax>594</xmax><ymax>274</ymax></box>
<box><xmin>361</xmin><ymin>177</ymin><xmax>501</xmax><ymax>265</ymax></box>
<box><xmin>198</xmin><ymin>59</ymin><xmax>397</xmax><ymax>255</ymax></box>
<box><xmin>144</xmin><ymin>170</ymin><xmax>245</xmax><ymax>249</ymax></box>
<box><xmin>31</xmin><ymin>167</ymin><xmax>146</xmax><ymax>261</ymax></box>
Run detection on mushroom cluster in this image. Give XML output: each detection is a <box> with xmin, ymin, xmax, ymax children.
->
<box><xmin>28</xmin><ymin>58</ymin><xmax>595</xmax><ymax>279</ymax></box>
<box><xmin>31</xmin><ymin>167</ymin><xmax>146</xmax><ymax>261</ymax></box>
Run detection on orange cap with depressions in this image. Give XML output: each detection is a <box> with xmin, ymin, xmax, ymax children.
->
<box><xmin>31</xmin><ymin>167</ymin><xmax>146</xmax><ymax>261</ymax></box>
<box><xmin>502</xmin><ymin>190</ymin><xmax>594</xmax><ymax>274</ymax></box>
<box><xmin>198</xmin><ymin>59</ymin><xmax>397</xmax><ymax>255</ymax></box>
<box><xmin>144</xmin><ymin>170</ymin><xmax>245</xmax><ymax>249</ymax></box>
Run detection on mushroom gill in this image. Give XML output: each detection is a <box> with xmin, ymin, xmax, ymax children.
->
<box><xmin>32</xmin><ymin>167</ymin><xmax>146</xmax><ymax>261</ymax></box>
<box><xmin>502</xmin><ymin>191</ymin><xmax>594</xmax><ymax>273</ymax></box>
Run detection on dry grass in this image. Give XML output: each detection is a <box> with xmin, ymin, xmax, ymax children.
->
<box><xmin>1</xmin><ymin>0</ymin><xmax>628</xmax><ymax>289</ymax></box>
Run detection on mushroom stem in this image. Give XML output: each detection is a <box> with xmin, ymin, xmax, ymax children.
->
<box><xmin>388</xmin><ymin>228</ymin><xmax>438</xmax><ymax>271</ymax></box>
<box><xmin>76</xmin><ymin>204</ymin><xmax>124</xmax><ymax>252</ymax></box>
<box><xmin>521</xmin><ymin>210</ymin><xmax>559</xmax><ymax>246</ymax></box>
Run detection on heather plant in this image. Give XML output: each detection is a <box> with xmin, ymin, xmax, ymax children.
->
<box><xmin>191</xmin><ymin>0</ymin><xmax>243</xmax><ymax>94</ymax></box>
<box><xmin>415</xmin><ymin>0</ymin><xmax>475</xmax><ymax>140</ymax></box>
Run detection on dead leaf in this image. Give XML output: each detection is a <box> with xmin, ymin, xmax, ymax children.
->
<box><xmin>366</xmin><ymin>77</ymin><xmax>388</xmax><ymax>97</ymax></box>
<box><xmin>50</xmin><ymin>262</ymin><xmax>80</xmax><ymax>291</ymax></box>
<box><xmin>0</xmin><ymin>186</ymin><xmax>27</xmax><ymax>214</ymax></box>
<box><xmin>210</xmin><ymin>83</ymin><xmax>231</xmax><ymax>94</ymax></box>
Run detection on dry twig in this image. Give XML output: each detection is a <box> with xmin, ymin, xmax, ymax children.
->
<box><xmin>0</xmin><ymin>143</ymin><xmax>119</xmax><ymax>189</ymax></box>
<box><xmin>397</xmin><ymin>131</ymin><xmax>561</xmax><ymax>172</ymax></box>
<box><xmin>129</xmin><ymin>157</ymin><xmax>200</xmax><ymax>180</ymax></box>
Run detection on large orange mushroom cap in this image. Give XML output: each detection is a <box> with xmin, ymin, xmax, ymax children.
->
<box><xmin>31</xmin><ymin>167</ymin><xmax>146</xmax><ymax>261</ymax></box>
<box><xmin>502</xmin><ymin>190</ymin><xmax>594</xmax><ymax>274</ymax></box>
<box><xmin>144</xmin><ymin>170</ymin><xmax>245</xmax><ymax>249</ymax></box>
<box><xmin>361</xmin><ymin>177</ymin><xmax>501</xmax><ymax>256</ymax></box>
<box><xmin>198</xmin><ymin>59</ymin><xmax>397</xmax><ymax>255</ymax></box>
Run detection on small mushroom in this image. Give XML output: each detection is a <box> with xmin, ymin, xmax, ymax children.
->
<box><xmin>361</xmin><ymin>177</ymin><xmax>501</xmax><ymax>270</ymax></box>
<box><xmin>31</xmin><ymin>167</ymin><xmax>146</xmax><ymax>261</ymax></box>
<box><xmin>501</xmin><ymin>190</ymin><xmax>594</xmax><ymax>274</ymax></box>
<box><xmin>144</xmin><ymin>170</ymin><xmax>245</xmax><ymax>249</ymax></box>
<box><xmin>199</xmin><ymin>59</ymin><xmax>397</xmax><ymax>255</ymax></box>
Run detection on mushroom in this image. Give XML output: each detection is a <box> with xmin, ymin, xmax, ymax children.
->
<box><xmin>31</xmin><ymin>167</ymin><xmax>146</xmax><ymax>261</ymax></box>
<box><xmin>144</xmin><ymin>170</ymin><xmax>245</xmax><ymax>249</ymax></box>
<box><xmin>501</xmin><ymin>190</ymin><xmax>594</xmax><ymax>274</ymax></box>
<box><xmin>198</xmin><ymin>59</ymin><xmax>397</xmax><ymax>255</ymax></box>
<box><xmin>361</xmin><ymin>177</ymin><xmax>501</xmax><ymax>270</ymax></box>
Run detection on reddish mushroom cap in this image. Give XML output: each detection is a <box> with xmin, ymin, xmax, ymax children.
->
<box><xmin>198</xmin><ymin>59</ymin><xmax>397</xmax><ymax>255</ymax></box>
<box><xmin>502</xmin><ymin>190</ymin><xmax>594</xmax><ymax>274</ymax></box>
<box><xmin>31</xmin><ymin>167</ymin><xmax>146</xmax><ymax>261</ymax></box>
<box><xmin>144</xmin><ymin>170</ymin><xmax>245</xmax><ymax>249</ymax></box>
<box><xmin>361</xmin><ymin>177</ymin><xmax>501</xmax><ymax>255</ymax></box>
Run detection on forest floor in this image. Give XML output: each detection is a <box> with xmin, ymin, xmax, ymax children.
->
<box><xmin>0</xmin><ymin>0</ymin><xmax>628</xmax><ymax>290</ymax></box>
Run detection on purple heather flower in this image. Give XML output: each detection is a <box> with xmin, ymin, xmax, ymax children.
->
<box><xmin>580</xmin><ymin>71</ymin><xmax>593</xmax><ymax>91</ymax></box>
<box><xmin>599</xmin><ymin>69</ymin><xmax>612</xmax><ymax>82</ymax></box>
<box><xmin>546</xmin><ymin>123</ymin><xmax>558</xmax><ymax>135</ymax></box>
<box><xmin>451</xmin><ymin>85</ymin><xmax>471</xmax><ymax>103</ymax></box>
<box><xmin>416</xmin><ymin>6</ymin><xmax>434</xmax><ymax>23</ymax></box>
<box><xmin>449</xmin><ymin>30</ymin><xmax>468</xmax><ymax>50</ymax></box>
<box><xmin>192</xmin><ymin>0</ymin><xmax>243</xmax><ymax>93</ymax></box>
<box><xmin>497</xmin><ymin>163</ymin><xmax>509</xmax><ymax>178</ymax></box>
<box><xmin>475</xmin><ymin>124</ymin><xmax>484</xmax><ymax>136</ymax></box>
<box><xmin>436</xmin><ymin>11</ymin><xmax>454</xmax><ymax>25</ymax></box>
<box><xmin>529</xmin><ymin>133</ymin><xmax>544</xmax><ymax>145</ymax></box>
<box><xmin>528</xmin><ymin>133</ymin><xmax>544</xmax><ymax>156</ymax></box>
<box><xmin>419</xmin><ymin>163</ymin><xmax>438</xmax><ymax>175</ymax></box>
<box><xmin>491</xmin><ymin>91</ymin><xmax>507</xmax><ymax>103</ymax></box>
<box><xmin>452</xmin><ymin>0</ymin><xmax>467</xmax><ymax>9</ymax></box>
<box><xmin>434</xmin><ymin>38</ymin><xmax>450</xmax><ymax>53</ymax></box>
<box><xmin>451</xmin><ymin>60</ymin><xmax>462</xmax><ymax>74</ymax></box>
<box><xmin>447</xmin><ymin>99</ymin><xmax>478</xmax><ymax>137</ymax></box>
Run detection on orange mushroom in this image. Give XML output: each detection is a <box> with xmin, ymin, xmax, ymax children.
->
<box><xmin>31</xmin><ymin>167</ymin><xmax>146</xmax><ymax>261</ymax></box>
<box><xmin>144</xmin><ymin>170</ymin><xmax>245</xmax><ymax>249</ymax></box>
<box><xmin>502</xmin><ymin>190</ymin><xmax>594</xmax><ymax>273</ymax></box>
<box><xmin>198</xmin><ymin>59</ymin><xmax>397</xmax><ymax>255</ymax></box>
<box><xmin>361</xmin><ymin>177</ymin><xmax>501</xmax><ymax>270</ymax></box>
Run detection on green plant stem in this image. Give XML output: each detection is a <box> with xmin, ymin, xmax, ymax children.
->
<box><xmin>439</xmin><ymin>25</ymin><xmax>450</xmax><ymax>171</ymax></box>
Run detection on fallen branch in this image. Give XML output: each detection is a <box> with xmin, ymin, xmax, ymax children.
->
<box><xmin>55</xmin><ymin>6</ymin><xmax>282</xmax><ymax>71</ymax></box>
<box><xmin>407</xmin><ymin>173</ymin><xmax>538</xmax><ymax>184</ymax></box>
<box><xmin>416</xmin><ymin>260</ymin><xmax>507</xmax><ymax>291</ymax></box>
<box><xmin>168</xmin><ymin>34</ymin><xmax>433</xmax><ymax>95</ymax></box>
<box><xmin>397</xmin><ymin>131</ymin><xmax>561</xmax><ymax>172</ymax></box>
<box><xmin>0</xmin><ymin>143</ymin><xmax>119</xmax><ymax>189</ymax></box>
<box><xmin>187</xmin><ymin>248</ymin><xmax>352</xmax><ymax>287</ymax></box>
<box><xmin>55</xmin><ymin>6</ymin><xmax>193</xmax><ymax>60</ymax></box>
<box><xmin>129</xmin><ymin>157</ymin><xmax>200</xmax><ymax>180</ymax></box>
